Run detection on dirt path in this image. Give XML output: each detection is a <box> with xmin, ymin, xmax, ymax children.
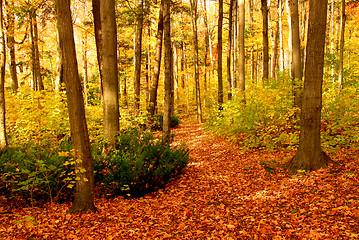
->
<box><xmin>1</xmin><ymin>122</ymin><xmax>358</xmax><ymax>239</ymax></box>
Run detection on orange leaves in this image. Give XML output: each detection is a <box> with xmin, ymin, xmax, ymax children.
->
<box><xmin>1</xmin><ymin>121</ymin><xmax>359</xmax><ymax>239</ymax></box>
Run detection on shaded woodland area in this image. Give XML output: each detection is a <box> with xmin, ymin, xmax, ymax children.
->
<box><xmin>0</xmin><ymin>0</ymin><xmax>358</xmax><ymax>238</ymax></box>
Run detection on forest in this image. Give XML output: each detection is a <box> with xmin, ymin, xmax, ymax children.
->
<box><xmin>0</xmin><ymin>0</ymin><xmax>358</xmax><ymax>238</ymax></box>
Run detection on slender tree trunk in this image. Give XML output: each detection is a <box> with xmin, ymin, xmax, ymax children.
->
<box><xmin>133</xmin><ymin>0</ymin><xmax>144</xmax><ymax>115</ymax></box>
<box><xmin>6</xmin><ymin>1</ymin><xmax>18</xmax><ymax>93</ymax></box>
<box><xmin>55</xmin><ymin>34</ymin><xmax>63</xmax><ymax>91</ymax></box>
<box><xmin>226</xmin><ymin>0</ymin><xmax>234</xmax><ymax>101</ymax></box>
<box><xmin>190</xmin><ymin>0</ymin><xmax>203</xmax><ymax>123</ymax></box>
<box><xmin>163</xmin><ymin>0</ymin><xmax>172</xmax><ymax>140</ymax></box>
<box><xmin>202</xmin><ymin>0</ymin><xmax>210</xmax><ymax>104</ymax></box>
<box><xmin>92</xmin><ymin>0</ymin><xmax>103</xmax><ymax>98</ymax></box>
<box><xmin>285</xmin><ymin>0</ymin><xmax>336</xmax><ymax>173</ymax></box>
<box><xmin>101</xmin><ymin>0</ymin><xmax>119</xmax><ymax>146</ymax></box>
<box><xmin>238</xmin><ymin>0</ymin><xmax>245</xmax><ymax>102</ymax></box>
<box><xmin>0</xmin><ymin>0</ymin><xmax>7</xmax><ymax>149</ymax></box>
<box><xmin>147</xmin><ymin>1</ymin><xmax>163</xmax><ymax>124</ymax></box>
<box><xmin>261</xmin><ymin>0</ymin><xmax>269</xmax><ymax>84</ymax></box>
<box><xmin>289</xmin><ymin>0</ymin><xmax>303</xmax><ymax>109</ymax></box>
<box><xmin>55</xmin><ymin>0</ymin><xmax>97</xmax><ymax>213</ymax></box>
<box><xmin>338</xmin><ymin>0</ymin><xmax>346</xmax><ymax>93</ymax></box>
<box><xmin>218</xmin><ymin>0</ymin><xmax>224</xmax><ymax>109</ymax></box>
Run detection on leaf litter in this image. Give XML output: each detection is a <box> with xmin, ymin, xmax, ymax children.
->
<box><xmin>0</xmin><ymin>121</ymin><xmax>358</xmax><ymax>239</ymax></box>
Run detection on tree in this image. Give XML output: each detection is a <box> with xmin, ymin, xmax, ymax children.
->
<box><xmin>147</xmin><ymin>1</ymin><xmax>164</xmax><ymax>125</ymax></box>
<box><xmin>190</xmin><ymin>0</ymin><xmax>203</xmax><ymax>123</ymax></box>
<box><xmin>285</xmin><ymin>0</ymin><xmax>336</xmax><ymax>173</ymax></box>
<box><xmin>92</xmin><ymin>0</ymin><xmax>103</xmax><ymax>97</ymax></box>
<box><xmin>163</xmin><ymin>0</ymin><xmax>172</xmax><ymax>140</ymax></box>
<box><xmin>5</xmin><ymin>0</ymin><xmax>18</xmax><ymax>93</ymax></box>
<box><xmin>226</xmin><ymin>0</ymin><xmax>234</xmax><ymax>101</ymax></box>
<box><xmin>29</xmin><ymin>7</ymin><xmax>44</xmax><ymax>91</ymax></box>
<box><xmin>0</xmin><ymin>0</ymin><xmax>7</xmax><ymax>149</ymax></box>
<box><xmin>101</xmin><ymin>0</ymin><xmax>119</xmax><ymax>146</ymax></box>
<box><xmin>238</xmin><ymin>0</ymin><xmax>245</xmax><ymax>102</ymax></box>
<box><xmin>261</xmin><ymin>0</ymin><xmax>269</xmax><ymax>84</ymax></box>
<box><xmin>218</xmin><ymin>0</ymin><xmax>224</xmax><ymax>109</ymax></box>
<box><xmin>133</xmin><ymin>0</ymin><xmax>144</xmax><ymax>115</ymax></box>
<box><xmin>289</xmin><ymin>0</ymin><xmax>303</xmax><ymax>109</ymax></box>
<box><xmin>55</xmin><ymin>0</ymin><xmax>97</xmax><ymax>213</ymax></box>
<box><xmin>338</xmin><ymin>0</ymin><xmax>346</xmax><ymax>93</ymax></box>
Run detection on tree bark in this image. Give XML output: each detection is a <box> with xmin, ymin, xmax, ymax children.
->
<box><xmin>133</xmin><ymin>0</ymin><xmax>144</xmax><ymax>115</ymax></box>
<box><xmin>285</xmin><ymin>0</ymin><xmax>336</xmax><ymax>173</ymax></box>
<box><xmin>0</xmin><ymin>0</ymin><xmax>7</xmax><ymax>149</ymax></box>
<box><xmin>238</xmin><ymin>0</ymin><xmax>245</xmax><ymax>102</ymax></box>
<box><xmin>92</xmin><ymin>0</ymin><xmax>103</xmax><ymax>98</ymax></box>
<box><xmin>261</xmin><ymin>0</ymin><xmax>269</xmax><ymax>84</ymax></box>
<box><xmin>218</xmin><ymin>0</ymin><xmax>224</xmax><ymax>109</ymax></box>
<box><xmin>163</xmin><ymin>0</ymin><xmax>172</xmax><ymax>140</ymax></box>
<box><xmin>101</xmin><ymin>0</ymin><xmax>119</xmax><ymax>146</ymax></box>
<box><xmin>226</xmin><ymin>0</ymin><xmax>233</xmax><ymax>101</ymax></box>
<box><xmin>55</xmin><ymin>0</ymin><xmax>97</xmax><ymax>213</ymax></box>
<box><xmin>338</xmin><ymin>0</ymin><xmax>346</xmax><ymax>93</ymax></box>
<box><xmin>147</xmin><ymin>1</ymin><xmax>163</xmax><ymax>125</ymax></box>
<box><xmin>190</xmin><ymin>0</ymin><xmax>203</xmax><ymax>123</ymax></box>
<box><xmin>289</xmin><ymin>0</ymin><xmax>303</xmax><ymax>109</ymax></box>
<box><xmin>5</xmin><ymin>1</ymin><xmax>18</xmax><ymax>93</ymax></box>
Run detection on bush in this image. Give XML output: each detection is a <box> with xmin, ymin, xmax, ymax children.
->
<box><xmin>151</xmin><ymin>114</ymin><xmax>181</xmax><ymax>131</ymax></box>
<box><xmin>94</xmin><ymin>128</ymin><xmax>189</xmax><ymax>197</ymax></box>
<box><xmin>0</xmin><ymin>146</ymin><xmax>74</xmax><ymax>205</ymax></box>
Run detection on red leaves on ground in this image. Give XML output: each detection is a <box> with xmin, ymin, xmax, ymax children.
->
<box><xmin>1</xmin><ymin>121</ymin><xmax>358</xmax><ymax>239</ymax></box>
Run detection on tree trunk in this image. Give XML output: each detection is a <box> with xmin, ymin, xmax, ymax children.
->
<box><xmin>101</xmin><ymin>0</ymin><xmax>119</xmax><ymax>146</ymax></box>
<box><xmin>163</xmin><ymin>0</ymin><xmax>172</xmax><ymax>140</ymax></box>
<box><xmin>338</xmin><ymin>0</ymin><xmax>346</xmax><ymax>93</ymax></box>
<box><xmin>289</xmin><ymin>0</ymin><xmax>303</xmax><ymax>109</ymax></box>
<box><xmin>133</xmin><ymin>0</ymin><xmax>144</xmax><ymax>115</ymax></box>
<box><xmin>226</xmin><ymin>0</ymin><xmax>233</xmax><ymax>101</ymax></box>
<box><xmin>55</xmin><ymin>0</ymin><xmax>97</xmax><ymax>213</ymax></box>
<box><xmin>285</xmin><ymin>0</ymin><xmax>336</xmax><ymax>173</ymax></box>
<box><xmin>30</xmin><ymin>10</ymin><xmax>44</xmax><ymax>91</ymax></box>
<box><xmin>0</xmin><ymin>0</ymin><xmax>7</xmax><ymax>149</ymax></box>
<box><xmin>5</xmin><ymin>1</ymin><xmax>18</xmax><ymax>93</ymax></box>
<box><xmin>261</xmin><ymin>0</ymin><xmax>269</xmax><ymax>84</ymax></box>
<box><xmin>92</xmin><ymin>0</ymin><xmax>103</xmax><ymax>98</ymax></box>
<box><xmin>147</xmin><ymin>1</ymin><xmax>163</xmax><ymax>125</ymax></box>
<box><xmin>218</xmin><ymin>0</ymin><xmax>224</xmax><ymax>109</ymax></box>
<box><xmin>190</xmin><ymin>0</ymin><xmax>203</xmax><ymax>123</ymax></box>
<box><xmin>202</xmin><ymin>0</ymin><xmax>210</xmax><ymax>104</ymax></box>
<box><xmin>238</xmin><ymin>0</ymin><xmax>245</xmax><ymax>102</ymax></box>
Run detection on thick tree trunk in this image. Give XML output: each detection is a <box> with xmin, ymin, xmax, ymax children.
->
<box><xmin>218</xmin><ymin>0</ymin><xmax>224</xmax><ymax>109</ymax></box>
<box><xmin>163</xmin><ymin>0</ymin><xmax>172</xmax><ymax>140</ymax></box>
<box><xmin>55</xmin><ymin>0</ymin><xmax>97</xmax><ymax>213</ymax></box>
<box><xmin>101</xmin><ymin>0</ymin><xmax>119</xmax><ymax>146</ymax></box>
<box><xmin>0</xmin><ymin>0</ymin><xmax>7</xmax><ymax>149</ymax></box>
<box><xmin>289</xmin><ymin>0</ymin><xmax>303</xmax><ymax>109</ymax></box>
<box><xmin>133</xmin><ymin>0</ymin><xmax>144</xmax><ymax>115</ymax></box>
<box><xmin>285</xmin><ymin>0</ymin><xmax>337</xmax><ymax>174</ymax></box>
<box><xmin>147</xmin><ymin>1</ymin><xmax>163</xmax><ymax>125</ymax></box>
<box><xmin>261</xmin><ymin>0</ymin><xmax>269</xmax><ymax>84</ymax></box>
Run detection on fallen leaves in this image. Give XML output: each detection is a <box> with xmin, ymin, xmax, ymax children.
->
<box><xmin>0</xmin><ymin>121</ymin><xmax>358</xmax><ymax>239</ymax></box>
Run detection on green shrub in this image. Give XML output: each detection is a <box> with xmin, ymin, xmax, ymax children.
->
<box><xmin>0</xmin><ymin>146</ymin><xmax>74</xmax><ymax>205</ymax></box>
<box><xmin>94</xmin><ymin>128</ymin><xmax>189</xmax><ymax>197</ymax></box>
<box><xmin>152</xmin><ymin>114</ymin><xmax>181</xmax><ymax>131</ymax></box>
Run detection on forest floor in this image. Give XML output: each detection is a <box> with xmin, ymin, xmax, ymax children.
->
<box><xmin>0</xmin><ymin>121</ymin><xmax>359</xmax><ymax>239</ymax></box>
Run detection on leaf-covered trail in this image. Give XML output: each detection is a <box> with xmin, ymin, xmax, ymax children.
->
<box><xmin>1</xmin><ymin>122</ymin><xmax>358</xmax><ymax>239</ymax></box>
